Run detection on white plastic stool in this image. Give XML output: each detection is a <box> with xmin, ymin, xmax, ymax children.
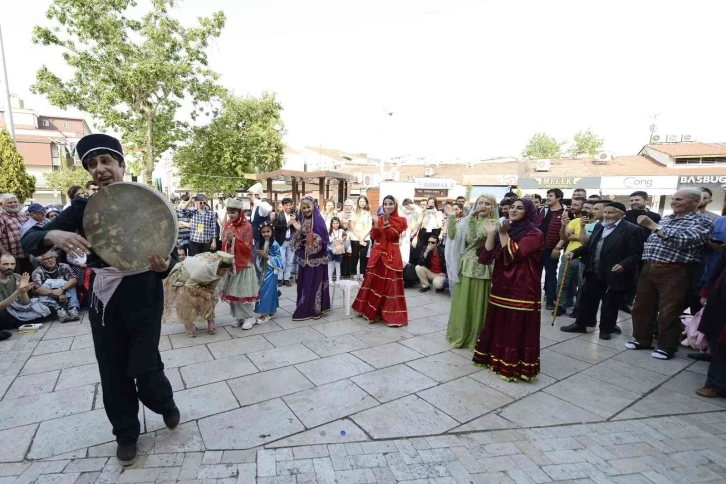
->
<box><xmin>335</xmin><ymin>280</ymin><xmax>360</xmax><ymax>315</ymax></box>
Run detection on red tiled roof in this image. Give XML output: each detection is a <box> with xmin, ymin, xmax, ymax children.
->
<box><xmin>519</xmin><ymin>155</ymin><xmax>726</xmax><ymax>177</ymax></box>
<box><xmin>645</xmin><ymin>142</ymin><xmax>726</xmax><ymax>158</ymax></box>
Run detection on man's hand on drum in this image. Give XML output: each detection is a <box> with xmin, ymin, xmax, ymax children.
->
<box><xmin>148</xmin><ymin>254</ymin><xmax>170</xmax><ymax>273</ymax></box>
<box><xmin>47</xmin><ymin>230</ymin><xmax>91</xmax><ymax>259</ymax></box>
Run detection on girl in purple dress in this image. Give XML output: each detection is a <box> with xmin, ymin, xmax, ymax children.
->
<box><xmin>291</xmin><ymin>197</ymin><xmax>331</xmax><ymax>320</ymax></box>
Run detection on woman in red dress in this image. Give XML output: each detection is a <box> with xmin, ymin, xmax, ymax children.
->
<box><xmin>473</xmin><ymin>198</ymin><xmax>544</xmax><ymax>381</ymax></box>
<box><xmin>351</xmin><ymin>195</ymin><xmax>408</xmax><ymax>327</ymax></box>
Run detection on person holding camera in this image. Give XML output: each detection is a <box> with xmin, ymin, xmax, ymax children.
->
<box><xmin>415</xmin><ymin>235</ymin><xmax>447</xmax><ymax>293</ymax></box>
<box><xmin>187</xmin><ymin>194</ymin><xmax>219</xmax><ymax>256</ymax></box>
<box><xmin>417</xmin><ymin>197</ymin><xmax>444</xmax><ymax>248</ymax></box>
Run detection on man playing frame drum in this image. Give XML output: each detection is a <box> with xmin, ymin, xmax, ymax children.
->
<box><xmin>21</xmin><ymin>134</ymin><xmax>180</xmax><ymax>466</ymax></box>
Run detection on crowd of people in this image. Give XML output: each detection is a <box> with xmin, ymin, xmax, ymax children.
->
<box><xmin>0</xmin><ymin>132</ymin><xmax>724</xmax><ymax>466</ymax></box>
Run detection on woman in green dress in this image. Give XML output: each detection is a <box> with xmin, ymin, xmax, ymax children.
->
<box><xmin>446</xmin><ymin>194</ymin><xmax>498</xmax><ymax>349</ymax></box>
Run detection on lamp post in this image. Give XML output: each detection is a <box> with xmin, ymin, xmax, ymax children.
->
<box><xmin>0</xmin><ymin>24</ymin><xmax>16</xmax><ymax>147</ymax></box>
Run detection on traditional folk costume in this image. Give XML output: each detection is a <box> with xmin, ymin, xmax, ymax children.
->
<box><xmin>164</xmin><ymin>251</ymin><xmax>233</xmax><ymax>337</ymax></box>
<box><xmin>292</xmin><ymin>197</ymin><xmax>331</xmax><ymax>320</ymax></box>
<box><xmin>255</xmin><ymin>224</ymin><xmax>284</xmax><ymax>319</ymax></box>
<box><xmin>446</xmin><ymin>195</ymin><xmax>497</xmax><ymax>349</ymax></box>
<box><xmin>219</xmin><ymin>199</ymin><xmax>260</xmax><ymax>326</ymax></box>
<box><xmin>473</xmin><ymin>198</ymin><xmax>544</xmax><ymax>381</ymax></box>
<box><xmin>352</xmin><ymin>196</ymin><xmax>409</xmax><ymax>327</ymax></box>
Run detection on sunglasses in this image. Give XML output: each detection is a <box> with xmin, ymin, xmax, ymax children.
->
<box><xmin>428</xmin><ymin>241</ymin><xmax>437</xmax><ymax>245</ymax></box>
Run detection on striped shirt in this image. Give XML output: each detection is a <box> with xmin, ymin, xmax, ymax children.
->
<box><xmin>0</xmin><ymin>210</ymin><xmax>28</xmax><ymax>258</ymax></box>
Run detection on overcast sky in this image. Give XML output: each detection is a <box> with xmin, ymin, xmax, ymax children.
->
<box><xmin>3</xmin><ymin>0</ymin><xmax>725</xmax><ymax>160</ymax></box>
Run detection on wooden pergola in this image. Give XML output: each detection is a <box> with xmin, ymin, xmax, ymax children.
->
<box><xmin>245</xmin><ymin>169</ymin><xmax>357</xmax><ymax>206</ymax></box>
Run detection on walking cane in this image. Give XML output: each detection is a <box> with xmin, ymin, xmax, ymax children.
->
<box><xmin>552</xmin><ymin>256</ymin><xmax>570</xmax><ymax>326</ymax></box>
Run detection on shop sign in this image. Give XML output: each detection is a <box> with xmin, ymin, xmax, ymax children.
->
<box><xmin>679</xmin><ymin>175</ymin><xmax>726</xmax><ymax>185</ymax></box>
<box><xmin>518</xmin><ymin>177</ymin><xmax>600</xmax><ymax>189</ymax></box>
<box><xmin>601</xmin><ymin>176</ymin><xmax>678</xmax><ymax>190</ymax></box>
<box><xmin>415</xmin><ymin>188</ymin><xmax>448</xmax><ymax>198</ymax></box>
<box><xmin>413</xmin><ymin>178</ymin><xmax>457</xmax><ymax>190</ymax></box>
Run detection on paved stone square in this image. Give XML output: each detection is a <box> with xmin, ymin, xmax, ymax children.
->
<box><xmin>1</xmin><ymin>284</ymin><xmax>725</xmax><ymax>483</ymax></box>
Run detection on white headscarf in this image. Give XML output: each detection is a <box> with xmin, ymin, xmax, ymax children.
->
<box><xmin>445</xmin><ymin>194</ymin><xmax>497</xmax><ymax>285</ymax></box>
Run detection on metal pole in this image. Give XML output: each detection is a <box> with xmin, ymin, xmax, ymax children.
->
<box><xmin>0</xmin><ymin>24</ymin><xmax>16</xmax><ymax>147</ymax></box>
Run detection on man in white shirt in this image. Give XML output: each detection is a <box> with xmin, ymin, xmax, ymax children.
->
<box><xmin>273</xmin><ymin>197</ymin><xmax>296</xmax><ymax>286</ymax></box>
<box><xmin>248</xmin><ymin>183</ymin><xmax>272</xmax><ymax>245</ymax></box>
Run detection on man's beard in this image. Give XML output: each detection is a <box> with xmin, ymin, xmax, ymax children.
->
<box><xmin>3</xmin><ymin>206</ymin><xmax>18</xmax><ymax>213</ymax></box>
<box><xmin>0</xmin><ymin>269</ymin><xmax>13</xmax><ymax>276</ymax></box>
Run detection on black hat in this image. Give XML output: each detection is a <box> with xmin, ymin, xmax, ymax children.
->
<box><xmin>606</xmin><ymin>201</ymin><xmax>626</xmax><ymax>213</ymax></box>
<box><xmin>76</xmin><ymin>134</ymin><xmax>124</xmax><ymax>170</ymax></box>
<box><xmin>194</xmin><ymin>194</ymin><xmax>207</xmax><ymax>202</ymax></box>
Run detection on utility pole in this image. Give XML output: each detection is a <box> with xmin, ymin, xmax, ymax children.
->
<box><xmin>0</xmin><ymin>24</ymin><xmax>15</xmax><ymax>147</ymax></box>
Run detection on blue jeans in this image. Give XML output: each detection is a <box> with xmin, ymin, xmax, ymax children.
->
<box><xmin>542</xmin><ymin>249</ymin><xmax>560</xmax><ymax>305</ymax></box>
<box><xmin>66</xmin><ymin>287</ymin><xmax>80</xmax><ymax>310</ymax></box>
<box><xmin>279</xmin><ymin>240</ymin><xmax>295</xmax><ymax>281</ymax></box>
<box><xmin>555</xmin><ymin>254</ymin><xmax>579</xmax><ymax>310</ymax></box>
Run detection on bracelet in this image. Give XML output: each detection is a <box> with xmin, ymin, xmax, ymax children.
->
<box><xmin>553</xmin><ymin>247</ymin><xmax>562</xmax><ymax>251</ymax></box>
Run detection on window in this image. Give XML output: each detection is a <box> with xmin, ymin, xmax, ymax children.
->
<box><xmin>42</xmin><ymin>120</ymin><xmax>50</xmax><ymax>127</ymax></box>
<box><xmin>63</xmin><ymin>121</ymin><xmax>70</xmax><ymax>128</ymax></box>
<box><xmin>674</xmin><ymin>156</ymin><xmax>726</xmax><ymax>165</ymax></box>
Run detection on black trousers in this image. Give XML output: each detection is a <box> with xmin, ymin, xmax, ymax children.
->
<box><xmin>0</xmin><ymin>309</ymin><xmax>42</xmax><ymax>330</ymax></box>
<box><xmin>574</xmin><ymin>273</ymin><xmax>626</xmax><ymax>334</ymax></box>
<box><xmin>188</xmin><ymin>241</ymin><xmax>211</xmax><ymax>256</ymax></box>
<box><xmin>341</xmin><ymin>254</ymin><xmax>353</xmax><ymax>278</ymax></box>
<box><xmin>707</xmin><ymin>335</ymin><xmax>726</xmax><ymax>394</ymax></box>
<box><xmin>89</xmin><ymin>289</ymin><xmax>175</xmax><ymax>444</ymax></box>
<box><xmin>351</xmin><ymin>241</ymin><xmax>369</xmax><ymax>277</ymax></box>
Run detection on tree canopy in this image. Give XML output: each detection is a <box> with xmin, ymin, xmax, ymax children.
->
<box><xmin>569</xmin><ymin>129</ymin><xmax>604</xmax><ymax>157</ymax></box>
<box><xmin>521</xmin><ymin>132</ymin><xmax>565</xmax><ymax>159</ymax></box>
<box><xmin>0</xmin><ymin>129</ymin><xmax>36</xmax><ymax>203</ymax></box>
<box><xmin>44</xmin><ymin>162</ymin><xmax>92</xmax><ymax>200</ymax></box>
<box><xmin>31</xmin><ymin>0</ymin><xmax>226</xmax><ymax>185</ymax></box>
<box><xmin>174</xmin><ymin>92</ymin><xmax>285</xmax><ymax>194</ymax></box>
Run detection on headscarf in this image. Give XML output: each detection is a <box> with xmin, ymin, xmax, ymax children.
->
<box><xmin>447</xmin><ymin>194</ymin><xmax>497</xmax><ymax>285</ymax></box>
<box><xmin>377</xmin><ymin>195</ymin><xmax>408</xmax><ymax>263</ymax></box>
<box><xmin>176</xmin><ymin>251</ymin><xmax>234</xmax><ymax>287</ymax></box>
<box><xmin>297</xmin><ymin>196</ymin><xmax>329</xmax><ymax>262</ymax></box>
<box><xmin>222</xmin><ymin>204</ymin><xmax>253</xmax><ymax>273</ymax></box>
<box><xmin>507</xmin><ymin>198</ymin><xmax>537</xmax><ymax>242</ymax></box>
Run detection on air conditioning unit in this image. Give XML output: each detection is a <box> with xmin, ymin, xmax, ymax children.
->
<box><xmin>424</xmin><ymin>166</ymin><xmax>435</xmax><ymax>177</ymax></box>
<box><xmin>363</xmin><ymin>175</ymin><xmax>372</xmax><ymax>186</ymax></box>
<box><xmin>681</xmin><ymin>134</ymin><xmax>693</xmax><ymax>142</ymax></box>
<box><xmin>465</xmin><ymin>160</ymin><xmax>474</xmax><ymax>168</ymax></box>
<box><xmin>594</xmin><ymin>152</ymin><xmax>613</xmax><ymax>164</ymax></box>
<box><xmin>535</xmin><ymin>160</ymin><xmax>551</xmax><ymax>172</ymax></box>
<box><xmin>666</xmin><ymin>135</ymin><xmax>679</xmax><ymax>142</ymax></box>
<box><xmin>651</xmin><ymin>134</ymin><xmax>662</xmax><ymax>143</ymax></box>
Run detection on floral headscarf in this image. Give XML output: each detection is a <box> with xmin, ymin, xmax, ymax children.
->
<box><xmin>297</xmin><ymin>196</ymin><xmax>329</xmax><ymax>262</ymax></box>
<box><xmin>222</xmin><ymin>205</ymin><xmax>253</xmax><ymax>273</ymax></box>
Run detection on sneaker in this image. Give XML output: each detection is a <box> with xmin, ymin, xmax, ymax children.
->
<box><xmin>241</xmin><ymin>318</ymin><xmax>257</xmax><ymax>330</ymax></box>
<box><xmin>257</xmin><ymin>315</ymin><xmax>271</xmax><ymax>324</ymax></box>
<box><xmin>0</xmin><ymin>330</ymin><xmax>11</xmax><ymax>341</ymax></box>
<box><xmin>163</xmin><ymin>407</ymin><xmax>180</xmax><ymax>430</ymax></box>
<box><xmin>68</xmin><ymin>307</ymin><xmax>80</xmax><ymax>321</ymax></box>
<box><xmin>57</xmin><ymin>309</ymin><xmax>70</xmax><ymax>323</ymax></box>
<box><xmin>231</xmin><ymin>319</ymin><xmax>241</xmax><ymax>328</ymax></box>
<box><xmin>116</xmin><ymin>442</ymin><xmax>137</xmax><ymax>466</ymax></box>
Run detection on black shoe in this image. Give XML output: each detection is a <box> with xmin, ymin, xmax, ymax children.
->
<box><xmin>419</xmin><ymin>286</ymin><xmax>431</xmax><ymax>293</ymax></box>
<box><xmin>277</xmin><ymin>280</ymin><xmax>283</xmax><ymax>287</ymax></box>
<box><xmin>599</xmin><ymin>332</ymin><xmax>611</xmax><ymax>340</ymax></box>
<box><xmin>545</xmin><ymin>303</ymin><xmax>555</xmax><ymax>311</ymax></box>
<box><xmin>117</xmin><ymin>442</ymin><xmax>137</xmax><ymax>466</ymax></box>
<box><xmin>283</xmin><ymin>280</ymin><xmax>292</xmax><ymax>287</ymax></box>
<box><xmin>688</xmin><ymin>352</ymin><xmax>712</xmax><ymax>362</ymax></box>
<box><xmin>612</xmin><ymin>326</ymin><xmax>622</xmax><ymax>335</ymax></box>
<box><xmin>435</xmin><ymin>288</ymin><xmax>445</xmax><ymax>293</ymax></box>
<box><xmin>560</xmin><ymin>323</ymin><xmax>587</xmax><ymax>333</ymax></box>
<box><xmin>0</xmin><ymin>330</ymin><xmax>11</xmax><ymax>341</ymax></box>
<box><xmin>163</xmin><ymin>407</ymin><xmax>180</xmax><ymax>430</ymax></box>
<box><xmin>551</xmin><ymin>307</ymin><xmax>566</xmax><ymax>317</ymax></box>
<box><xmin>619</xmin><ymin>304</ymin><xmax>632</xmax><ymax>314</ymax></box>
<box><xmin>569</xmin><ymin>310</ymin><xmax>579</xmax><ymax>319</ymax></box>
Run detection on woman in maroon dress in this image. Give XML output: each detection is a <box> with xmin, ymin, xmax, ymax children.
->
<box><xmin>473</xmin><ymin>198</ymin><xmax>544</xmax><ymax>381</ymax></box>
<box><xmin>351</xmin><ymin>195</ymin><xmax>408</xmax><ymax>327</ymax></box>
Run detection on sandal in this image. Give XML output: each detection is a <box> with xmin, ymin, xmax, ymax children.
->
<box><xmin>207</xmin><ymin>321</ymin><xmax>216</xmax><ymax>335</ymax></box>
<box><xmin>184</xmin><ymin>323</ymin><xmax>197</xmax><ymax>338</ymax></box>
<box><xmin>651</xmin><ymin>349</ymin><xmax>673</xmax><ymax>360</ymax></box>
<box><xmin>624</xmin><ymin>341</ymin><xmax>653</xmax><ymax>350</ymax></box>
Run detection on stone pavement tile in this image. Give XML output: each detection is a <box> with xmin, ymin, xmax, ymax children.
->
<box><xmin>0</xmin><ymin>376</ymin><xmax>12</xmax><ymax>400</ymax></box>
<box><xmin>417</xmin><ymin>376</ymin><xmax>513</xmax><ymax>423</ymax></box>
<box><xmin>351</xmin><ymin>342</ymin><xmax>424</xmax><ymax>369</ymax></box>
<box><xmin>265</xmin><ymin>418</ymin><xmax>369</xmax><ymax>447</ymax></box>
<box><xmin>168</xmin><ymin>328</ymin><xmax>231</xmax><ymax>349</ymax></box>
<box><xmin>177</xmin><ymin>452</ymin><xmax>204</xmax><ymax>480</ymax></box>
<box><xmin>164</xmin><ymin>367</ymin><xmax>184</xmax><ymax>391</ymax></box>
<box><xmin>575</xmin><ymin>329</ymin><xmax>632</xmax><ymax>351</ymax></box>
<box><xmin>257</xmin><ymin>476</ymin><xmax>297</xmax><ymax>484</ymax></box>
<box><xmin>237</xmin><ymin>462</ymin><xmax>256</xmax><ymax>482</ymax></box>
<box><xmin>257</xmin><ymin>449</ymin><xmax>277</xmax><ymax>477</ymax></box>
<box><xmin>415</xmin><ymin>448</ymin><xmax>458</xmax><ymax>464</ymax></box>
<box><xmin>157</xmin><ymin>335</ymin><xmax>172</xmax><ymax>352</ymax></box>
<box><xmin>0</xmin><ymin>423</ymin><xmax>36</xmax><ymax>462</ymax></box>
<box><xmin>540</xmin><ymin>463</ymin><xmax>589</xmax><ymax>480</ymax></box>
<box><xmin>612</xmin><ymin>349</ymin><xmax>692</xmax><ymax>376</ymax></box>
<box><xmin>351</xmin><ymin>364</ymin><xmax>437</xmax><ymax>403</ymax></box>
<box><xmin>295</xmin><ymin>354</ymin><xmax>374</xmax><ymax>386</ymax></box>
<box><xmin>425</xmin><ymin>436</ymin><xmax>463</xmax><ymax>448</ymax></box>
<box><xmin>334</xmin><ymin>468</ymin><xmax>376</xmax><ymax>483</ymax></box>
<box><xmin>283</xmin><ymin>379</ymin><xmax>379</xmax><ymax>428</ymax></box>
<box><xmin>538</xmin><ymin>349</ymin><xmax>592</xmax><ymax>380</ymax></box>
<box><xmin>227</xmin><ymin>366</ymin><xmax>314</xmax><ymax>407</ymax></box>
<box><xmin>87</xmin><ymin>434</ymin><xmax>154</xmax><ymax>458</ymax></box>
<box><xmin>274</xmin><ymin>316</ymin><xmax>320</xmax><ymax>330</ymax></box>
<box><xmin>221</xmin><ymin>450</ymin><xmax>257</xmax><ymax>463</ymax></box>
<box><xmin>395</xmin><ymin>318</ymin><xmax>448</xmax><ymax>337</ymax></box>
<box><xmin>32</xmin><ymin>337</ymin><xmax>73</xmax><ymax>356</ymax></box>
<box><xmin>73</xmin><ymin>471</ymin><xmax>101</xmax><ymax>484</ymax></box>
<box><xmin>384</xmin><ymin>452</ymin><xmax>413</xmax><ymax>480</ymax></box>
<box><xmin>276</xmin><ymin>458</ymin><xmax>314</xmax><ymax>475</ymax></box>
<box><xmin>34</xmin><ymin>473</ymin><xmax>81</xmax><ymax>484</ymax></box>
<box><xmin>393</xmin><ymin>440</ymin><xmax>422</xmax><ymax>465</ymax></box>
<box><xmin>293</xmin><ymin>445</ymin><xmax>329</xmax><ymax>460</ymax></box>
<box><xmin>468</xmin><ymin>368</ymin><xmax>557</xmax><ymax>399</ymax></box>
<box><xmin>0</xmin><ymin>462</ymin><xmax>30</xmax><ymax>477</ymax></box>
<box><xmin>4</xmin><ymin>370</ymin><xmax>59</xmax><ymax>400</ymax></box>
<box><xmin>94</xmin><ymin>460</ymin><xmax>124</xmax><ymax>484</ymax></box>
<box><xmin>687</xmin><ymin>361</ymin><xmax>709</xmax><ymax>376</ymax></box>
<box><xmin>406</xmin><ymin>351</ymin><xmax>481</xmax><ymax>383</ymax></box>
<box><xmin>29</xmin><ymin>408</ymin><xmax>114</xmax><ymax>459</ymax></box>
<box><xmin>500</xmin><ymin>392</ymin><xmax>603</xmax><ymax>427</ymax></box>
<box><xmin>542</xmin><ymin>374</ymin><xmax>641</xmax><ymax>419</ymax></box>
<box><xmin>451</xmin><ymin>414</ymin><xmax>520</xmax><ymax>432</ymax></box>
<box><xmin>303</xmin><ymin>334</ymin><xmax>371</xmax><ymax>358</ymax></box>
<box><xmin>295</xmin><ymin>472</ymin><xmax>318</xmax><ymax>484</ymax></box>
<box><xmin>248</xmin><ymin>343</ymin><xmax>320</xmax><ymax>371</ymax></box>
<box><xmin>264</xmin><ymin>327</ymin><xmax>328</xmax><ymax>348</ymax></box>
<box><xmin>352</xmin><ymin>327</ymin><xmax>412</xmax><ymax>347</ymax></box>
<box><xmin>348</xmin><ymin>453</ymin><xmax>388</xmax><ymax>468</ymax></box>
<box><xmin>0</xmin><ymin>383</ymin><xmax>94</xmax><ymax>431</ymax></box>
<box><xmin>344</xmin><ymin>443</ymin><xmax>364</xmax><ymax>455</ymax></box>
<box><xmin>223</xmin><ymin>320</ymin><xmax>284</xmax><ymax>339</ymax></box>
<box><xmin>116</xmin><ymin>467</ymin><xmax>162</xmax><ymax>483</ymax></box>
<box><xmin>663</xmin><ymin>370</ymin><xmax>726</xmax><ymax>409</ymax></box>
<box><xmin>157</xmin><ymin>345</ymin><xmax>214</xmax><ymax>369</ymax></box>
<box><xmin>370</xmin><ymin>466</ymin><xmax>396</xmax><ymax>484</ymax></box>
<box><xmin>611</xmin><ymin>409</ymin><xmax>649</xmax><ymax>421</ymax></box>
<box><xmin>546</xmin><ymin>339</ymin><xmax>622</xmax><ymax>365</ymax></box>
<box><xmin>179</xmin><ymin>355</ymin><xmax>258</xmax><ymax>388</ymax></box>
<box><xmin>157</xmin><ymin>466</ymin><xmax>181</xmax><ymax>481</ymax></box>
<box><xmin>197</xmin><ymin>463</ymin><xmax>239</xmax><ymax>478</ymax></box>
<box><xmin>352</xmin><ymin>395</ymin><xmax>459</xmax><ymax>439</ymax></box>
<box><xmin>406</xmin><ymin>437</ymin><xmax>432</xmax><ymax>450</ymax></box>
<box><xmin>311</xmin><ymin>320</ymin><xmax>365</xmax><ymax>338</ymax></box>
<box><xmin>20</xmin><ymin>347</ymin><xmax>96</xmax><ymax>375</ymax></box>
<box><xmin>199</xmin><ymin>398</ymin><xmax>305</xmax><ymax>449</ymax></box>
<box><xmin>144</xmin><ymin>453</ymin><xmax>185</xmax><ymax>467</ymax></box>
<box><xmin>628</xmin><ymin>388</ymin><xmax>723</xmax><ymax>417</ymax></box>
<box><xmin>43</xmin><ymin>322</ymin><xmax>92</xmax><ymax>340</ymax></box>
<box><xmin>55</xmin><ymin>363</ymin><xmax>100</xmax><ymax>390</ymax></box>
<box><xmin>275</xmin><ymin>448</ymin><xmax>293</xmax><ymax>461</ymax></box>
<box><xmin>359</xmin><ymin>441</ymin><xmax>398</xmax><ymax>454</ymax></box>
<box><xmin>154</xmin><ymin>422</ymin><xmax>206</xmax><ymax>453</ymax></box>
<box><xmin>539</xmin><ymin>323</ymin><xmax>583</xmax><ymax>343</ymax></box>
<box><xmin>13</xmin><ymin>462</ymin><xmax>51</xmax><ymax>484</ymax></box>
<box><xmin>64</xmin><ymin>457</ymin><xmax>108</xmax><ymax>472</ymax></box>
<box><xmin>580</xmin><ymin>359</ymin><xmax>669</xmax><ymax>395</ymax></box>
<box><xmin>398</xmin><ymin>332</ymin><xmax>452</xmax><ymax>356</ymax></box>
<box><xmin>146</xmin><ymin>381</ymin><xmax>239</xmax><ymax>432</ymax></box>
<box><xmin>206</xmin><ymin>334</ymin><xmax>274</xmax><ymax>359</ymax></box>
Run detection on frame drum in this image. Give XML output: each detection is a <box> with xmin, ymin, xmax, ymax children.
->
<box><xmin>83</xmin><ymin>182</ymin><xmax>178</xmax><ymax>270</ymax></box>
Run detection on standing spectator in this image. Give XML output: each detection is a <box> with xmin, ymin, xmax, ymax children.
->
<box><xmin>248</xmin><ymin>183</ymin><xmax>272</xmax><ymax>245</ymax></box>
<box><xmin>349</xmin><ymin>196</ymin><xmax>372</xmax><ymax>282</ymax></box>
<box><xmin>418</xmin><ymin>197</ymin><xmax>444</xmax><ymax>248</ymax></box>
<box><xmin>176</xmin><ymin>194</ymin><xmax>192</xmax><ymax>256</ymax></box>
<box><xmin>698</xmin><ymin>187</ymin><xmax>720</xmax><ymax>220</ymax></box>
<box><xmin>45</xmin><ymin>207</ymin><xmax>60</xmax><ymax>221</ymax></box>
<box><xmin>415</xmin><ymin>235</ymin><xmax>447</xmax><ymax>293</ymax></box>
<box><xmin>0</xmin><ymin>194</ymin><xmax>31</xmax><ymax>274</ymax></box>
<box><xmin>85</xmin><ymin>181</ymin><xmax>99</xmax><ymax>196</ymax></box>
<box><xmin>64</xmin><ymin>185</ymin><xmax>86</xmax><ymax>209</ymax></box>
<box><xmin>456</xmin><ymin>196</ymin><xmax>470</xmax><ymax>215</ymax></box>
<box><xmin>0</xmin><ymin>254</ymin><xmax>36</xmax><ymax>340</ymax></box>
<box><xmin>535</xmin><ymin>188</ymin><xmax>566</xmax><ymax>310</ymax></box>
<box><xmin>552</xmin><ymin>197</ymin><xmax>585</xmax><ymax>316</ymax></box>
<box><xmin>573</xmin><ymin>188</ymin><xmax>587</xmax><ymax>199</ymax></box>
<box><xmin>323</xmin><ymin>199</ymin><xmax>338</xmax><ymax>229</ymax></box>
<box><xmin>187</xmin><ymin>195</ymin><xmax>219</xmax><ymax>256</ymax></box>
<box><xmin>498</xmin><ymin>199</ymin><xmax>511</xmax><ymax>224</ymax></box>
<box><xmin>626</xmin><ymin>188</ymin><xmax>714</xmax><ymax>360</ymax></box>
<box><xmin>32</xmin><ymin>250</ymin><xmax>82</xmax><ymax>322</ymax></box>
<box><xmin>273</xmin><ymin>197</ymin><xmax>296</xmax><ymax>287</ymax></box>
<box><xmin>560</xmin><ymin>202</ymin><xmax>643</xmax><ymax>339</ymax></box>
<box><xmin>443</xmin><ymin>202</ymin><xmax>466</xmax><ymax>295</ymax></box>
<box><xmin>20</xmin><ymin>203</ymin><xmax>49</xmax><ymax>237</ymax></box>
<box><xmin>328</xmin><ymin>217</ymin><xmax>345</xmax><ymax>284</ymax></box>
<box><xmin>403</xmin><ymin>198</ymin><xmax>423</xmax><ymax>263</ymax></box>
<box><xmin>695</xmin><ymin>250</ymin><xmax>726</xmax><ymax>397</ymax></box>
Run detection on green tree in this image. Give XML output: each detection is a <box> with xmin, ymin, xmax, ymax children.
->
<box><xmin>31</xmin><ymin>0</ymin><xmax>226</xmax><ymax>185</ymax></box>
<box><xmin>45</xmin><ymin>163</ymin><xmax>92</xmax><ymax>200</ymax></box>
<box><xmin>569</xmin><ymin>129</ymin><xmax>604</xmax><ymax>156</ymax></box>
<box><xmin>0</xmin><ymin>129</ymin><xmax>35</xmax><ymax>203</ymax></box>
<box><xmin>521</xmin><ymin>132</ymin><xmax>565</xmax><ymax>159</ymax></box>
<box><xmin>174</xmin><ymin>92</ymin><xmax>285</xmax><ymax>194</ymax></box>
